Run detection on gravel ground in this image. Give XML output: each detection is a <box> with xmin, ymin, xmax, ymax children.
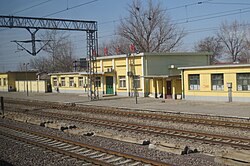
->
<box><xmin>5</xmin><ymin>103</ymin><xmax>249</xmax><ymax>155</ymax></box>
<box><xmin>0</xmin><ymin>118</ymin><xmax>224</xmax><ymax>166</ymax></box>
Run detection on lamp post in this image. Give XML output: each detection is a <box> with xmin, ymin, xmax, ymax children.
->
<box><xmin>23</xmin><ymin>63</ymin><xmax>29</xmax><ymax>96</ymax></box>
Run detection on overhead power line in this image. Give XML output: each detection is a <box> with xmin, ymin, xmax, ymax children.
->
<box><xmin>12</xmin><ymin>0</ymin><xmax>54</xmax><ymax>15</ymax></box>
<box><xmin>174</xmin><ymin>7</ymin><xmax>250</xmax><ymax>23</ymax></box>
<box><xmin>205</xmin><ymin>2</ymin><xmax>250</xmax><ymax>6</ymax></box>
<box><xmin>43</xmin><ymin>0</ymin><xmax>99</xmax><ymax>17</ymax></box>
<box><xmin>176</xmin><ymin>8</ymin><xmax>250</xmax><ymax>24</ymax></box>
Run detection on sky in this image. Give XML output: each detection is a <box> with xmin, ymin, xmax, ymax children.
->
<box><xmin>0</xmin><ymin>0</ymin><xmax>250</xmax><ymax>72</ymax></box>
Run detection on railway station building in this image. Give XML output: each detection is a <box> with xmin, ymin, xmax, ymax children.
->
<box><xmin>179</xmin><ymin>64</ymin><xmax>250</xmax><ymax>102</ymax></box>
<box><xmin>50</xmin><ymin>52</ymin><xmax>211</xmax><ymax>99</ymax></box>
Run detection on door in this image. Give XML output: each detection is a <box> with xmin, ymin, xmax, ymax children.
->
<box><xmin>166</xmin><ymin>81</ymin><xmax>172</xmax><ymax>99</ymax></box>
<box><xmin>106</xmin><ymin>76</ymin><xmax>113</xmax><ymax>94</ymax></box>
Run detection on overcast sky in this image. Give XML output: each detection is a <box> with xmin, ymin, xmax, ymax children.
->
<box><xmin>0</xmin><ymin>0</ymin><xmax>250</xmax><ymax>72</ymax></box>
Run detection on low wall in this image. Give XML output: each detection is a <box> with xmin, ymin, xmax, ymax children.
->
<box><xmin>15</xmin><ymin>80</ymin><xmax>48</xmax><ymax>93</ymax></box>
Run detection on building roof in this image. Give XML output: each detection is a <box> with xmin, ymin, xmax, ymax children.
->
<box><xmin>144</xmin><ymin>75</ymin><xmax>169</xmax><ymax>78</ymax></box>
<box><xmin>143</xmin><ymin>52</ymin><xmax>212</xmax><ymax>56</ymax></box>
<box><xmin>49</xmin><ymin>71</ymin><xmax>104</xmax><ymax>76</ymax></box>
<box><xmin>0</xmin><ymin>71</ymin><xmax>37</xmax><ymax>74</ymax></box>
<box><xmin>48</xmin><ymin>72</ymin><xmax>80</xmax><ymax>76</ymax></box>
<box><xmin>96</xmin><ymin>52</ymin><xmax>212</xmax><ymax>60</ymax></box>
<box><xmin>178</xmin><ymin>64</ymin><xmax>250</xmax><ymax>70</ymax></box>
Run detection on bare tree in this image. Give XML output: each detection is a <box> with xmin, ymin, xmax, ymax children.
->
<box><xmin>116</xmin><ymin>0</ymin><xmax>185</xmax><ymax>53</ymax></box>
<box><xmin>239</xmin><ymin>39</ymin><xmax>250</xmax><ymax>63</ymax></box>
<box><xmin>194</xmin><ymin>36</ymin><xmax>223</xmax><ymax>64</ymax></box>
<box><xmin>30</xmin><ymin>31</ymin><xmax>76</xmax><ymax>73</ymax></box>
<box><xmin>17</xmin><ymin>62</ymin><xmax>26</xmax><ymax>71</ymax></box>
<box><xmin>99</xmin><ymin>37</ymin><xmax>131</xmax><ymax>55</ymax></box>
<box><xmin>217</xmin><ymin>20</ymin><xmax>247</xmax><ymax>62</ymax></box>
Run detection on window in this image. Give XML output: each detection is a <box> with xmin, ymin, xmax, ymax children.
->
<box><xmin>188</xmin><ymin>74</ymin><xmax>200</xmax><ymax>90</ymax></box>
<box><xmin>79</xmin><ymin>77</ymin><xmax>84</xmax><ymax>87</ymax></box>
<box><xmin>133</xmin><ymin>75</ymin><xmax>140</xmax><ymax>88</ymax></box>
<box><xmin>211</xmin><ymin>74</ymin><xmax>224</xmax><ymax>90</ymax></box>
<box><xmin>3</xmin><ymin>78</ymin><xmax>7</xmax><ymax>86</ymax></box>
<box><xmin>119</xmin><ymin>76</ymin><xmax>126</xmax><ymax>88</ymax></box>
<box><xmin>69</xmin><ymin>77</ymin><xmax>74</xmax><ymax>87</ymax></box>
<box><xmin>61</xmin><ymin>77</ymin><xmax>65</xmax><ymax>86</ymax></box>
<box><xmin>95</xmin><ymin>77</ymin><xmax>101</xmax><ymax>87</ymax></box>
<box><xmin>237</xmin><ymin>73</ymin><xmax>250</xmax><ymax>91</ymax></box>
<box><xmin>53</xmin><ymin>78</ymin><xmax>57</xmax><ymax>86</ymax></box>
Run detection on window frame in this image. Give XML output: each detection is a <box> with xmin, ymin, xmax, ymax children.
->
<box><xmin>95</xmin><ymin>77</ymin><xmax>101</xmax><ymax>87</ymax></box>
<box><xmin>188</xmin><ymin>74</ymin><xmax>200</xmax><ymax>90</ymax></box>
<box><xmin>61</xmin><ymin>77</ymin><xmax>65</xmax><ymax>86</ymax></box>
<box><xmin>133</xmin><ymin>75</ymin><xmax>140</xmax><ymax>89</ymax></box>
<box><xmin>211</xmin><ymin>74</ymin><xmax>224</xmax><ymax>91</ymax></box>
<box><xmin>237</xmin><ymin>73</ymin><xmax>250</xmax><ymax>91</ymax></box>
<box><xmin>69</xmin><ymin>77</ymin><xmax>74</xmax><ymax>87</ymax></box>
<box><xmin>53</xmin><ymin>78</ymin><xmax>58</xmax><ymax>86</ymax></box>
<box><xmin>78</xmin><ymin>77</ymin><xmax>84</xmax><ymax>87</ymax></box>
<box><xmin>3</xmin><ymin>78</ymin><xmax>6</xmax><ymax>86</ymax></box>
<box><xmin>119</xmin><ymin>76</ymin><xmax>126</xmax><ymax>88</ymax></box>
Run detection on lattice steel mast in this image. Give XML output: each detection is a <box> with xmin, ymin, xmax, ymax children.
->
<box><xmin>0</xmin><ymin>15</ymin><xmax>99</xmax><ymax>100</ymax></box>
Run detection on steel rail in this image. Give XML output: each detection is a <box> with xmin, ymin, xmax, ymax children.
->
<box><xmin>11</xmin><ymin>110</ymin><xmax>250</xmax><ymax>150</ymax></box>
<box><xmin>0</xmin><ymin>123</ymin><xmax>171</xmax><ymax>166</ymax></box>
<box><xmin>5</xmin><ymin>99</ymin><xmax>250</xmax><ymax>130</ymax></box>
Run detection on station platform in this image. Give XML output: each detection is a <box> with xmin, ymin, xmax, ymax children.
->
<box><xmin>0</xmin><ymin>92</ymin><xmax>249</xmax><ymax>119</ymax></box>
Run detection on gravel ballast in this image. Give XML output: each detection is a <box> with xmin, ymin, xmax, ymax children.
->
<box><xmin>0</xmin><ymin>118</ymin><xmax>224</xmax><ymax>166</ymax></box>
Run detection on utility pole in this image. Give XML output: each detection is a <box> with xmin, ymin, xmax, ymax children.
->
<box><xmin>23</xmin><ymin>63</ymin><xmax>29</xmax><ymax>96</ymax></box>
<box><xmin>132</xmin><ymin>53</ymin><xmax>138</xmax><ymax>104</ymax></box>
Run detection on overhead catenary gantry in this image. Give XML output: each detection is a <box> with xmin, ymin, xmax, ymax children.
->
<box><xmin>0</xmin><ymin>15</ymin><xmax>99</xmax><ymax>100</ymax></box>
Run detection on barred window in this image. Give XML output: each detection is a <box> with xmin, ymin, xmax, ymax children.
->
<box><xmin>237</xmin><ymin>73</ymin><xmax>250</xmax><ymax>91</ymax></box>
<box><xmin>188</xmin><ymin>74</ymin><xmax>200</xmax><ymax>90</ymax></box>
<box><xmin>119</xmin><ymin>76</ymin><xmax>126</xmax><ymax>88</ymax></box>
<box><xmin>61</xmin><ymin>77</ymin><xmax>65</xmax><ymax>86</ymax></box>
<box><xmin>133</xmin><ymin>75</ymin><xmax>140</xmax><ymax>88</ymax></box>
<box><xmin>69</xmin><ymin>77</ymin><xmax>74</xmax><ymax>87</ymax></box>
<box><xmin>211</xmin><ymin>74</ymin><xmax>224</xmax><ymax>90</ymax></box>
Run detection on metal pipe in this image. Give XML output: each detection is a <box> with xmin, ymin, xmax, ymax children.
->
<box><xmin>23</xmin><ymin>63</ymin><xmax>29</xmax><ymax>96</ymax></box>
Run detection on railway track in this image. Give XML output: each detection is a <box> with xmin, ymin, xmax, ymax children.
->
<box><xmin>8</xmin><ymin>109</ymin><xmax>250</xmax><ymax>150</ymax></box>
<box><xmin>5</xmin><ymin>98</ymin><xmax>250</xmax><ymax>130</ymax></box>
<box><xmin>0</xmin><ymin>123</ymin><xmax>171</xmax><ymax>166</ymax></box>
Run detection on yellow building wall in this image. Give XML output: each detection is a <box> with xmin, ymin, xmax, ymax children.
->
<box><xmin>95</xmin><ymin>61</ymin><xmax>101</xmax><ymax>72</ymax></box>
<box><xmin>50</xmin><ymin>74</ymin><xmax>89</xmax><ymax>93</ymax></box>
<box><xmin>183</xmin><ymin>67</ymin><xmax>250</xmax><ymax>99</ymax></box>
<box><xmin>0</xmin><ymin>74</ymin><xmax>8</xmax><ymax>91</ymax></box>
<box><xmin>145</xmin><ymin>77</ymin><xmax>181</xmax><ymax>99</ymax></box>
<box><xmin>94</xmin><ymin>56</ymin><xmax>144</xmax><ymax>95</ymax></box>
<box><xmin>115</xmin><ymin>58</ymin><xmax>125</xmax><ymax>66</ymax></box>
<box><xmin>103</xmin><ymin>59</ymin><xmax>113</xmax><ymax>71</ymax></box>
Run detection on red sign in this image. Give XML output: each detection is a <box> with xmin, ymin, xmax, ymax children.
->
<box><xmin>130</xmin><ymin>44</ymin><xmax>135</xmax><ymax>53</ymax></box>
<box><xmin>104</xmin><ymin>47</ymin><xmax>108</xmax><ymax>56</ymax></box>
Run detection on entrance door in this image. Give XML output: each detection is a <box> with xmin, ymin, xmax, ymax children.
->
<box><xmin>106</xmin><ymin>76</ymin><xmax>113</xmax><ymax>94</ymax></box>
<box><xmin>166</xmin><ymin>81</ymin><xmax>172</xmax><ymax>99</ymax></box>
